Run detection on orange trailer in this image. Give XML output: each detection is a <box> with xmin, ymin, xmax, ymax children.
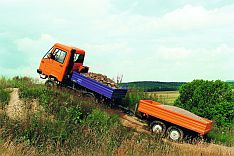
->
<box><xmin>137</xmin><ymin>100</ymin><xmax>212</xmax><ymax>141</ymax></box>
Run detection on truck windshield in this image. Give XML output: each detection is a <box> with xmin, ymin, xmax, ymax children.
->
<box><xmin>74</xmin><ymin>54</ymin><xmax>84</xmax><ymax>63</ymax></box>
<box><xmin>43</xmin><ymin>47</ymin><xmax>53</xmax><ymax>59</ymax></box>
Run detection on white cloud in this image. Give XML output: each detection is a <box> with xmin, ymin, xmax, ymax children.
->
<box><xmin>1</xmin><ymin>1</ymin><xmax>234</xmax><ymax>81</ymax></box>
<box><xmin>98</xmin><ymin>4</ymin><xmax>234</xmax><ymax>37</ymax></box>
<box><xmin>157</xmin><ymin>47</ymin><xmax>191</xmax><ymax>61</ymax></box>
<box><xmin>15</xmin><ymin>34</ymin><xmax>58</xmax><ymax>74</ymax></box>
<box><xmin>16</xmin><ymin>34</ymin><xmax>56</xmax><ymax>52</ymax></box>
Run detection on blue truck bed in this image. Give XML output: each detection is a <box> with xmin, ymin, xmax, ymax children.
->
<box><xmin>71</xmin><ymin>71</ymin><xmax>128</xmax><ymax>99</ymax></box>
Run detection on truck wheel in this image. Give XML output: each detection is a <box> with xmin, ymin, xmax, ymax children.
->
<box><xmin>83</xmin><ymin>92</ymin><xmax>96</xmax><ymax>101</ymax></box>
<box><xmin>45</xmin><ymin>80</ymin><xmax>55</xmax><ymax>88</ymax></box>
<box><xmin>150</xmin><ymin>121</ymin><xmax>166</xmax><ymax>136</ymax></box>
<box><xmin>166</xmin><ymin>126</ymin><xmax>184</xmax><ymax>142</ymax></box>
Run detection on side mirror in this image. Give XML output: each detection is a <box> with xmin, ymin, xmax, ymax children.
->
<box><xmin>47</xmin><ymin>54</ymin><xmax>51</xmax><ymax>59</ymax></box>
<box><xmin>48</xmin><ymin>53</ymin><xmax>55</xmax><ymax>60</ymax></box>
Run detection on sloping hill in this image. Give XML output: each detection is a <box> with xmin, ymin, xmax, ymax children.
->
<box><xmin>0</xmin><ymin>77</ymin><xmax>233</xmax><ymax>155</ymax></box>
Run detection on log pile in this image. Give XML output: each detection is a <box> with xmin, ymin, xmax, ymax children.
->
<box><xmin>82</xmin><ymin>72</ymin><xmax>119</xmax><ymax>89</ymax></box>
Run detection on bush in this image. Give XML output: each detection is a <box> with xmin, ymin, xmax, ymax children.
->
<box><xmin>0</xmin><ymin>88</ymin><xmax>10</xmax><ymax>109</ymax></box>
<box><xmin>123</xmin><ymin>88</ymin><xmax>158</xmax><ymax>111</ymax></box>
<box><xmin>174</xmin><ymin>80</ymin><xmax>234</xmax><ymax>127</ymax></box>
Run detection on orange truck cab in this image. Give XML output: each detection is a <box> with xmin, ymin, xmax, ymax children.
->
<box><xmin>37</xmin><ymin>43</ymin><xmax>89</xmax><ymax>82</ymax></box>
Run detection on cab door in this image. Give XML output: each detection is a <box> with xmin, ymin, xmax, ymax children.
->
<box><xmin>49</xmin><ymin>48</ymin><xmax>68</xmax><ymax>81</ymax></box>
<box><xmin>39</xmin><ymin>47</ymin><xmax>53</xmax><ymax>74</ymax></box>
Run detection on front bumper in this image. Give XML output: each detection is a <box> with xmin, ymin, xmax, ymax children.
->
<box><xmin>37</xmin><ymin>69</ymin><xmax>42</xmax><ymax>74</ymax></box>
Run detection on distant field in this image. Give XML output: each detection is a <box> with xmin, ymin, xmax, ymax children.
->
<box><xmin>148</xmin><ymin>89</ymin><xmax>234</xmax><ymax>105</ymax></box>
<box><xmin>148</xmin><ymin>91</ymin><xmax>179</xmax><ymax>105</ymax></box>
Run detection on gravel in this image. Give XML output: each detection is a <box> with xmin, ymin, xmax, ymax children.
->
<box><xmin>82</xmin><ymin>72</ymin><xmax>119</xmax><ymax>89</ymax></box>
<box><xmin>157</xmin><ymin>105</ymin><xmax>205</xmax><ymax>122</ymax></box>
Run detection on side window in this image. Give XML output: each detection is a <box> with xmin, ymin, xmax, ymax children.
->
<box><xmin>53</xmin><ymin>49</ymin><xmax>67</xmax><ymax>64</ymax></box>
<box><xmin>74</xmin><ymin>54</ymin><xmax>79</xmax><ymax>62</ymax></box>
<box><xmin>74</xmin><ymin>54</ymin><xmax>84</xmax><ymax>63</ymax></box>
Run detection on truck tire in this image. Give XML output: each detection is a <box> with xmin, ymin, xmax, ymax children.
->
<box><xmin>45</xmin><ymin>80</ymin><xmax>55</xmax><ymax>88</ymax></box>
<box><xmin>150</xmin><ymin>121</ymin><xmax>166</xmax><ymax>136</ymax></box>
<box><xmin>166</xmin><ymin>126</ymin><xmax>184</xmax><ymax>142</ymax></box>
<box><xmin>83</xmin><ymin>92</ymin><xmax>96</xmax><ymax>101</ymax></box>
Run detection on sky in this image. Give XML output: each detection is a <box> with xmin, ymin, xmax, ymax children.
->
<box><xmin>0</xmin><ymin>0</ymin><xmax>234</xmax><ymax>82</ymax></box>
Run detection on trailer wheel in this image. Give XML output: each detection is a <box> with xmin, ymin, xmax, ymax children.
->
<box><xmin>166</xmin><ymin>126</ymin><xmax>184</xmax><ymax>142</ymax></box>
<box><xmin>150</xmin><ymin>121</ymin><xmax>166</xmax><ymax>136</ymax></box>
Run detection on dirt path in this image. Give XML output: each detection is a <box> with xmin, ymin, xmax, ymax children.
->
<box><xmin>5</xmin><ymin>88</ymin><xmax>43</xmax><ymax>121</ymax></box>
<box><xmin>167</xmin><ymin>140</ymin><xmax>234</xmax><ymax>156</ymax></box>
<box><xmin>105</xmin><ymin>108</ymin><xmax>150</xmax><ymax>134</ymax></box>
<box><xmin>6</xmin><ymin>88</ymin><xmax>27</xmax><ymax>120</ymax></box>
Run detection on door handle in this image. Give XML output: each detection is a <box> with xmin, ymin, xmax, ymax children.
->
<box><xmin>59</xmin><ymin>65</ymin><xmax>63</xmax><ymax>67</ymax></box>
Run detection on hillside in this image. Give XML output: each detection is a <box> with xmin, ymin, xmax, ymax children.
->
<box><xmin>0</xmin><ymin>77</ymin><xmax>233</xmax><ymax>155</ymax></box>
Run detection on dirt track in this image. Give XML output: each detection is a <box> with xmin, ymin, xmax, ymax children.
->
<box><xmin>6</xmin><ymin>88</ymin><xmax>27</xmax><ymax>120</ymax></box>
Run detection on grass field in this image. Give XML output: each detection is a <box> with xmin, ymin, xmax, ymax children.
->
<box><xmin>148</xmin><ymin>89</ymin><xmax>234</xmax><ymax>105</ymax></box>
<box><xmin>148</xmin><ymin>91</ymin><xmax>179</xmax><ymax>105</ymax></box>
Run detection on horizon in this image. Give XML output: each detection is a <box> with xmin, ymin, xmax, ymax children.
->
<box><xmin>0</xmin><ymin>0</ymin><xmax>234</xmax><ymax>82</ymax></box>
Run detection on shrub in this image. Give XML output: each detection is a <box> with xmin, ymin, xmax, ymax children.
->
<box><xmin>123</xmin><ymin>88</ymin><xmax>158</xmax><ymax>111</ymax></box>
<box><xmin>0</xmin><ymin>88</ymin><xmax>10</xmax><ymax>109</ymax></box>
<box><xmin>174</xmin><ymin>80</ymin><xmax>234</xmax><ymax>127</ymax></box>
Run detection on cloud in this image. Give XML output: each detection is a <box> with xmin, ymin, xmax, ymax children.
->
<box><xmin>96</xmin><ymin>4</ymin><xmax>234</xmax><ymax>38</ymax></box>
<box><xmin>157</xmin><ymin>47</ymin><xmax>191</xmax><ymax>61</ymax></box>
<box><xmin>0</xmin><ymin>1</ymin><xmax>234</xmax><ymax>82</ymax></box>
<box><xmin>13</xmin><ymin>34</ymin><xmax>57</xmax><ymax>75</ymax></box>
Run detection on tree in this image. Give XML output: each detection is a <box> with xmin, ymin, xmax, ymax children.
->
<box><xmin>174</xmin><ymin>80</ymin><xmax>234</xmax><ymax>127</ymax></box>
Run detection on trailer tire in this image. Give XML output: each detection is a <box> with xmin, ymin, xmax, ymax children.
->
<box><xmin>166</xmin><ymin>126</ymin><xmax>184</xmax><ymax>142</ymax></box>
<box><xmin>150</xmin><ymin>121</ymin><xmax>166</xmax><ymax>136</ymax></box>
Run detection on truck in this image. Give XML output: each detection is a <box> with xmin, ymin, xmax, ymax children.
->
<box><xmin>37</xmin><ymin>43</ymin><xmax>212</xmax><ymax>141</ymax></box>
<box><xmin>137</xmin><ymin>100</ymin><xmax>213</xmax><ymax>141</ymax></box>
<box><xmin>37</xmin><ymin>43</ymin><xmax>128</xmax><ymax>100</ymax></box>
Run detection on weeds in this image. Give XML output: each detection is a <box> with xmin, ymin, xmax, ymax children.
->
<box><xmin>207</xmin><ymin>122</ymin><xmax>234</xmax><ymax>146</ymax></box>
<box><xmin>0</xmin><ymin>88</ymin><xmax>10</xmax><ymax>109</ymax></box>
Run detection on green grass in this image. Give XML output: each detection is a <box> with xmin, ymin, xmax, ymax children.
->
<box><xmin>207</xmin><ymin>122</ymin><xmax>234</xmax><ymax>146</ymax></box>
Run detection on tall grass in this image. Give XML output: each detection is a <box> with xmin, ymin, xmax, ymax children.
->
<box><xmin>207</xmin><ymin>122</ymin><xmax>234</xmax><ymax>146</ymax></box>
<box><xmin>0</xmin><ymin>77</ymin><xmax>234</xmax><ymax>155</ymax></box>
